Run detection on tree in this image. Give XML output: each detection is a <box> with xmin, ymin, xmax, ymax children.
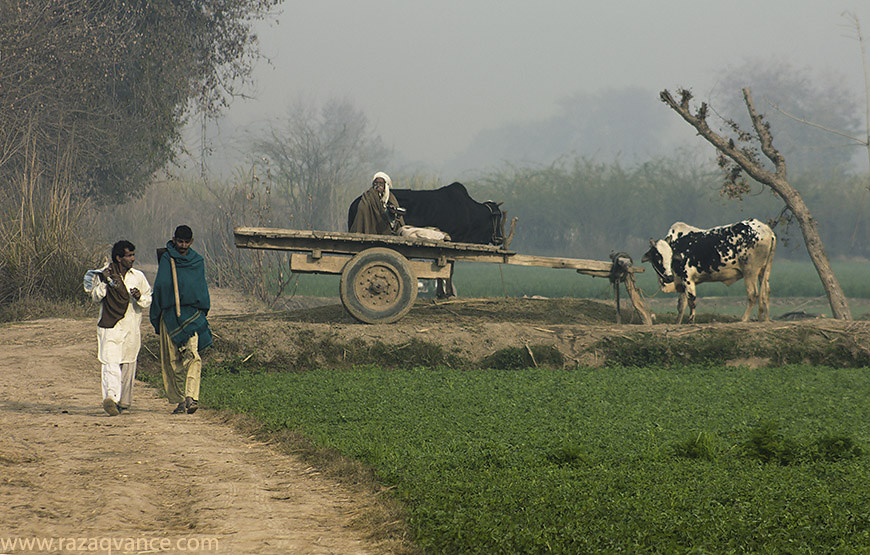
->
<box><xmin>661</xmin><ymin>88</ymin><xmax>852</xmax><ymax>320</ymax></box>
<box><xmin>251</xmin><ymin>99</ymin><xmax>390</xmax><ymax>231</ymax></box>
<box><xmin>712</xmin><ymin>60</ymin><xmax>862</xmax><ymax>176</ymax></box>
<box><xmin>0</xmin><ymin>0</ymin><xmax>279</xmax><ymax>203</ymax></box>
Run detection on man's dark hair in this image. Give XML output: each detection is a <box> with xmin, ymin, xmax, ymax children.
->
<box><xmin>174</xmin><ymin>225</ymin><xmax>193</xmax><ymax>240</ymax></box>
<box><xmin>111</xmin><ymin>240</ymin><xmax>135</xmax><ymax>262</ymax></box>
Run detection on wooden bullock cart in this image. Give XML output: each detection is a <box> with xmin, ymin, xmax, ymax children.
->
<box><xmin>233</xmin><ymin>227</ymin><xmax>652</xmax><ymax>325</ymax></box>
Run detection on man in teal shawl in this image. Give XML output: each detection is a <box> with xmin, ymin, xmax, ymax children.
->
<box><xmin>149</xmin><ymin>225</ymin><xmax>212</xmax><ymax>415</ymax></box>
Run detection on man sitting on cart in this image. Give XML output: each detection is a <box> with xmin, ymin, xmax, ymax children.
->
<box><xmin>349</xmin><ymin>171</ymin><xmax>405</xmax><ymax>235</ymax></box>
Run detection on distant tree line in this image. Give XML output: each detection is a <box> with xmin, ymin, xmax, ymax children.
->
<box><xmin>465</xmin><ymin>157</ymin><xmax>869</xmax><ymax>262</ymax></box>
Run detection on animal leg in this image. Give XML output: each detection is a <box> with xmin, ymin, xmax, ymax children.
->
<box><xmin>742</xmin><ymin>270</ymin><xmax>760</xmax><ymax>322</ymax></box>
<box><xmin>685</xmin><ymin>282</ymin><xmax>697</xmax><ymax>323</ymax></box>
<box><xmin>435</xmin><ymin>278</ymin><xmax>447</xmax><ymax>299</ymax></box>
<box><xmin>759</xmin><ymin>274</ymin><xmax>771</xmax><ymax>322</ymax></box>
<box><xmin>446</xmin><ymin>264</ymin><xmax>457</xmax><ymax>298</ymax></box>
<box><xmin>436</xmin><ymin>266</ymin><xmax>457</xmax><ymax>299</ymax></box>
<box><xmin>757</xmin><ymin>249</ymin><xmax>774</xmax><ymax>322</ymax></box>
<box><xmin>676</xmin><ymin>293</ymin><xmax>687</xmax><ymax>324</ymax></box>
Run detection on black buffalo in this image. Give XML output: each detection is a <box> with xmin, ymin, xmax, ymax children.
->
<box><xmin>347</xmin><ymin>182</ymin><xmax>506</xmax><ymax>246</ymax></box>
<box><xmin>347</xmin><ymin>182</ymin><xmax>508</xmax><ymax>298</ymax></box>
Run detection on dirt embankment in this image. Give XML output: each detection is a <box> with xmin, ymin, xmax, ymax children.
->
<box><xmin>206</xmin><ymin>293</ymin><xmax>870</xmax><ymax>370</ymax></box>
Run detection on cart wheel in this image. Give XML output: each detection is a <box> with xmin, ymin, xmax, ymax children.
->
<box><xmin>340</xmin><ymin>248</ymin><xmax>417</xmax><ymax>324</ymax></box>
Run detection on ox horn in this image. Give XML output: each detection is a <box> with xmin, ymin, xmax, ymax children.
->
<box><xmin>649</xmin><ymin>238</ymin><xmax>656</xmax><ymax>247</ymax></box>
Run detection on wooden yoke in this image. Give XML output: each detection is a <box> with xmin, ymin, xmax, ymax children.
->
<box><xmin>608</xmin><ymin>251</ymin><xmax>653</xmax><ymax>325</ymax></box>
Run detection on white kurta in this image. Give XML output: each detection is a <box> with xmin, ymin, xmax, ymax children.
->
<box><xmin>90</xmin><ymin>267</ymin><xmax>152</xmax><ymax>363</ymax></box>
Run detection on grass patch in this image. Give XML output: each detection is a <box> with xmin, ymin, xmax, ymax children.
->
<box><xmin>480</xmin><ymin>344</ymin><xmax>564</xmax><ymax>369</ymax></box>
<box><xmin>671</xmin><ymin>431</ymin><xmax>720</xmax><ymax>461</ymax></box>
<box><xmin>740</xmin><ymin>421</ymin><xmax>865</xmax><ymax>466</ymax></box>
<box><xmin>200</xmin><ymin>363</ymin><xmax>870</xmax><ymax>553</ymax></box>
<box><xmin>594</xmin><ymin>328</ymin><xmax>870</xmax><ymax>368</ymax></box>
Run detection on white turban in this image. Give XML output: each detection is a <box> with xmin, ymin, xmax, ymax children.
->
<box><xmin>372</xmin><ymin>171</ymin><xmax>392</xmax><ymax>206</ymax></box>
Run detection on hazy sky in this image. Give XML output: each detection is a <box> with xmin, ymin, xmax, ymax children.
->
<box><xmin>210</xmin><ymin>1</ymin><xmax>870</xmax><ymax>171</ymax></box>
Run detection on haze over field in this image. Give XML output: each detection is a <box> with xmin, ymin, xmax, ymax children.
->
<box><xmin>194</xmin><ymin>1</ymin><xmax>870</xmax><ymax>178</ymax></box>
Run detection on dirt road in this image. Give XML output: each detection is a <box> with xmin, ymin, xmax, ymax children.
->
<box><xmin>0</xmin><ymin>310</ymin><xmax>379</xmax><ymax>554</ymax></box>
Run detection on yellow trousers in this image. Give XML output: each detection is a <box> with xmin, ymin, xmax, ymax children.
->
<box><xmin>158</xmin><ymin>318</ymin><xmax>201</xmax><ymax>404</ymax></box>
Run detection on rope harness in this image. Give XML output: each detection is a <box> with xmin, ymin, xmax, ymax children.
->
<box><xmin>484</xmin><ymin>202</ymin><xmax>505</xmax><ymax>245</ymax></box>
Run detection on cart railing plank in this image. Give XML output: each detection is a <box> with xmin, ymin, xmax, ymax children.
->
<box><xmin>234</xmin><ymin>227</ymin><xmax>509</xmax><ymax>256</ymax></box>
<box><xmin>234</xmin><ymin>227</ymin><xmax>641</xmax><ymax>276</ymax></box>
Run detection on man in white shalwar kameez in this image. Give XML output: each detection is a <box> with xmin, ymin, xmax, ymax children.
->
<box><xmin>84</xmin><ymin>240</ymin><xmax>152</xmax><ymax>416</ymax></box>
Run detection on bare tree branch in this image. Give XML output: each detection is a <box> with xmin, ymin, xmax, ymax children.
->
<box><xmin>660</xmin><ymin>89</ymin><xmax>775</xmax><ymax>185</ymax></box>
<box><xmin>766</xmin><ymin>99</ymin><xmax>868</xmax><ymax>145</ymax></box>
<box><xmin>742</xmin><ymin>88</ymin><xmax>787</xmax><ymax>179</ymax></box>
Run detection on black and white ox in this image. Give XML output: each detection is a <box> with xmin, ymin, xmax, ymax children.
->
<box><xmin>347</xmin><ymin>181</ymin><xmax>508</xmax><ymax>298</ymax></box>
<box><xmin>641</xmin><ymin>219</ymin><xmax>776</xmax><ymax>324</ymax></box>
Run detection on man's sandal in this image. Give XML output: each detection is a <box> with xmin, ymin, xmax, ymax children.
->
<box><xmin>102</xmin><ymin>397</ymin><xmax>119</xmax><ymax>417</ymax></box>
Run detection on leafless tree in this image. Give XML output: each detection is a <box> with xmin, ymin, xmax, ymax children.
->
<box><xmin>251</xmin><ymin>99</ymin><xmax>390</xmax><ymax>231</ymax></box>
<box><xmin>661</xmin><ymin>88</ymin><xmax>852</xmax><ymax>320</ymax></box>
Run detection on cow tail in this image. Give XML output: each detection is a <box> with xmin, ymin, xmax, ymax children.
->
<box><xmin>760</xmin><ymin>233</ymin><xmax>776</xmax><ymax>310</ymax></box>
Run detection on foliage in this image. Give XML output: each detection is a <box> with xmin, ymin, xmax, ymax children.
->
<box><xmin>713</xmin><ymin>60</ymin><xmax>863</xmax><ymax>177</ymax></box>
<box><xmin>594</xmin><ymin>327</ymin><xmax>870</xmax><ymax>368</ymax></box>
<box><xmin>468</xmin><ymin>146</ymin><xmax>870</xmax><ymax>263</ymax></box>
<box><xmin>740</xmin><ymin>420</ymin><xmax>803</xmax><ymax>465</ymax></box>
<box><xmin>201</xmin><ymin>363</ymin><xmax>870</xmax><ymax>553</ymax></box>
<box><xmin>740</xmin><ymin>421</ymin><xmax>864</xmax><ymax>466</ymax></box>
<box><xmin>0</xmin><ymin>127</ymin><xmax>99</xmax><ymax>314</ymax></box>
<box><xmin>472</xmin><ymin>155</ymin><xmax>780</xmax><ymax>259</ymax></box>
<box><xmin>671</xmin><ymin>431</ymin><xmax>719</xmax><ymax>461</ymax></box>
<box><xmin>0</xmin><ymin>0</ymin><xmax>279</xmax><ymax>203</ymax></box>
<box><xmin>480</xmin><ymin>344</ymin><xmax>563</xmax><ymax>369</ymax></box>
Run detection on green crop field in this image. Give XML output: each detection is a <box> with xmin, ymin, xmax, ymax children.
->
<box><xmin>203</xmin><ymin>363</ymin><xmax>870</xmax><ymax>553</ymax></box>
